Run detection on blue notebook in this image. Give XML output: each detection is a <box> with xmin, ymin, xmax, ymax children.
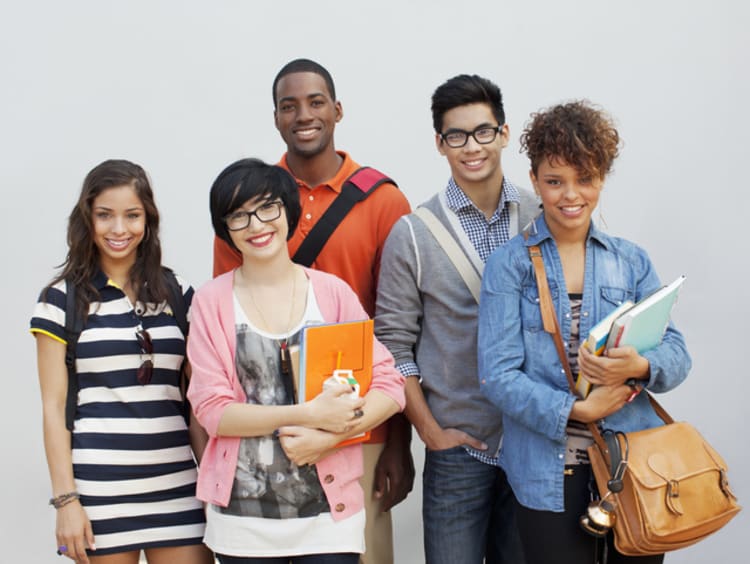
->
<box><xmin>606</xmin><ymin>275</ymin><xmax>686</xmax><ymax>352</ymax></box>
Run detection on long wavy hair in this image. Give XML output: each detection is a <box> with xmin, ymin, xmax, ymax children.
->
<box><xmin>48</xmin><ymin>159</ymin><xmax>168</xmax><ymax>317</ymax></box>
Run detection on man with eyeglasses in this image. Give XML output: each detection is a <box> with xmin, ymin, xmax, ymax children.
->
<box><xmin>375</xmin><ymin>74</ymin><xmax>538</xmax><ymax>564</ymax></box>
<box><xmin>212</xmin><ymin>59</ymin><xmax>413</xmax><ymax>564</ymax></box>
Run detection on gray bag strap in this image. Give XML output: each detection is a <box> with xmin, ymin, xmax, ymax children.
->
<box><xmin>413</xmin><ymin>207</ymin><xmax>481</xmax><ymax>304</ymax></box>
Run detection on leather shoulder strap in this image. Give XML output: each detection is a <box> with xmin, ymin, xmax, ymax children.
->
<box><xmin>64</xmin><ymin>280</ymin><xmax>83</xmax><ymax>431</ymax></box>
<box><xmin>414</xmin><ymin>207</ymin><xmax>481</xmax><ymax>303</ymax></box>
<box><xmin>292</xmin><ymin>167</ymin><xmax>396</xmax><ymax>266</ymax></box>
<box><xmin>163</xmin><ymin>268</ymin><xmax>188</xmax><ymax>337</ymax></box>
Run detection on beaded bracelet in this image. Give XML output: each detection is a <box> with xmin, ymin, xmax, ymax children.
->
<box><xmin>49</xmin><ymin>491</ymin><xmax>80</xmax><ymax>509</ymax></box>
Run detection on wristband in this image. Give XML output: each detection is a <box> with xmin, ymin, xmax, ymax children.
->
<box><xmin>49</xmin><ymin>491</ymin><xmax>80</xmax><ymax>509</ymax></box>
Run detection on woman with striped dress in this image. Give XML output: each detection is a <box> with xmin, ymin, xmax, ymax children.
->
<box><xmin>31</xmin><ymin>160</ymin><xmax>213</xmax><ymax>564</ymax></box>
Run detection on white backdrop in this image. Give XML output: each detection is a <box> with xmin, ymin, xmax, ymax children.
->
<box><xmin>1</xmin><ymin>1</ymin><xmax>747</xmax><ymax>562</ymax></box>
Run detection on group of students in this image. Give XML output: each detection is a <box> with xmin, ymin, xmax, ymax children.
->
<box><xmin>31</xmin><ymin>58</ymin><xmax>691</xmax><ymax>564</ymax></box>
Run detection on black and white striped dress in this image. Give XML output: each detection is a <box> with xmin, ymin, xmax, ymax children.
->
<box><xmin>30</xmin><ymin>271</ymin><xmax>206</xmax><ymax>555</ymax></box>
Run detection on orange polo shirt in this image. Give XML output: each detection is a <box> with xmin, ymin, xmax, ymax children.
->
<box><xmin>212</xmin><ymin>151</ymin><xmax>411</xmax><ymax>443</ymax></box>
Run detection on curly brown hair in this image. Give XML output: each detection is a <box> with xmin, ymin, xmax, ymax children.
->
<box><xmin>520</xmin><ymin>101</ymin><xmax>620</xmax><ymax>179</ymax></box>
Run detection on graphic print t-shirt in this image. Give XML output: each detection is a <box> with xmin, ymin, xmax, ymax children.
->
<box><xmin>222</xmin><ymin>291</ymin><xmax>329</xmax><ymax>519</ymax></box>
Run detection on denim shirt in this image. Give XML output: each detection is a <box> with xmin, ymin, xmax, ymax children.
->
<box><xmin>477</xmin><ymin>215</ymin><xmax>691</xmax><ymax>512</ymax></box>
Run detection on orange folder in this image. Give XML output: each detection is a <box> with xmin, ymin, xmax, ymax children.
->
<box><xmin>298</xmin><ymin>319</ymin><xmax>373</xmax><ymax>446</ymax></box>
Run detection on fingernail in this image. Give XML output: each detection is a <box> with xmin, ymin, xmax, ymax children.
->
<box><xmin>272</xmin><ymin>429</ymin><xmax>280</xmax><ymax>438</ymax></box>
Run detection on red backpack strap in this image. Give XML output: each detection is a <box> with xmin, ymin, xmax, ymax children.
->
<box><xmin>292</xmin><ymin>167</ymin><xmax>397</xmax><ymax>266</ymax></box>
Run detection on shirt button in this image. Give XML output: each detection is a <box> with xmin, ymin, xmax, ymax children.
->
<box><xmin>305</xmin><ymin>213</ymin><xmax>312</xmax><ymax>220</ymax></box>
<box><xmin>335</xmin><ymin>503</ymin><xmax>346</xmax><ymax>512</ymax></box>
<box><xmin>308</xmin><ymin>195</ymin><xmax>314</xmax><ymax>201</ymax></box>
<box><xmin>583</xmin><ymin>311</ymin><xmax>589</xmax><ymax>317</ymax></box>
<box><xmin>565</xmin><ymin>313</ymin><xmax>571</xmax><ymax>318</ymax></box>
<box><xmin>324</xmin><ymin>474</ymin><xmax>335</xmax><ymax>484</ymax></box>
<box><xmin>558</xmin><ymin>454</ymin><xmax>564</xmax><ymax>459</ymax></box>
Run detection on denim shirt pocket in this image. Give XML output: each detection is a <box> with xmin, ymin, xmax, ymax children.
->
<box><xmin>599</xmin><ymin>286</ymin><xmax>634</xmax><ymax>316</ymax></box>
<box><xmin>521</xmin><ymin>279</ymin><xmax>558</xmax><ymax>333</ymax></box>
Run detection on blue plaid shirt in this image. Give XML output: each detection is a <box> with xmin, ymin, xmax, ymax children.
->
<box><xmin>400</xmin><ymin>177</ymin><xmax>522</xmax><ymax>466</ymax></box>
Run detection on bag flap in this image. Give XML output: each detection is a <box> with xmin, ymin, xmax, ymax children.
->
<box><xmin>624</xmin><ymin>422</ymin><xmax>727</xmax><ymax>489</ymax></box>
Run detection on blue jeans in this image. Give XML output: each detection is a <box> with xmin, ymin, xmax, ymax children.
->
<box><xmin>423</xmin><ymin>446</ymin><xmax>525</xmax><ymax>564</ymax></box>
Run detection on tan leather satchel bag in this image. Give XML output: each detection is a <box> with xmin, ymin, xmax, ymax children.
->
<box><xmin>587</xmin><ymin>409</ymin><xmax>740</xmax><ymax>555</ymax></box>
<box><xmin>528</xmin><ymin>244</ymin><xmax>741</xmax><ymax>556</ymax></box>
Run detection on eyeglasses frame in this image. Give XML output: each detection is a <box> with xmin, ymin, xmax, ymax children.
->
<box><xmin>223</xmin><ymin>200</ymin><xmax>284</xmax><ymax>232</ymax></box>
<box><xmin>439</xmin><ymin>124</ymin><xmax>506</xmax><ymax>149</ymax></box>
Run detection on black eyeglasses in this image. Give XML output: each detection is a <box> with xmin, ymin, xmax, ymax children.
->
<box><xmin>439</xmin><ymin>125</ymin><xmax>504</xmax><ymax>148</ymax></box>
<box><xmin>223</xmin><ymin>201</ymin><xmax>283</xmax><ymax>231</ymax></box>
<box><xmin>135</xmin><ymin>326</ymin><xmax>153</xmax><ymax>385</ymax></box>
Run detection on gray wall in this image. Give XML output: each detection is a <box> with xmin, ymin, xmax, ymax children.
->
<box><xmin>2</xmin><ymin>1</ymin><xmax>747</xmax><ymax>561</ymax></box>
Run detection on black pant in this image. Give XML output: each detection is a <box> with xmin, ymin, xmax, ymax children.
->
<box><xmin>514</xmin><ymin>466</ymin><xmax>664</xmax><ymax>564</ymax></box>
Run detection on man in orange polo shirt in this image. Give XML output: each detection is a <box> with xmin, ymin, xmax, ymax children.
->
<box><xmin>213</xmin><ymin>58</ymin><xmax>413</xmax><ymax>564</ymax></box>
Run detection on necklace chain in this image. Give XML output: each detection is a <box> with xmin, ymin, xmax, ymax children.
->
<box><xmin>245</xmin><ymin>267</ymin><xmax>298</xmax><ymax>336</ymax></box>
<box><xmin>243</xmin><ymin>267</ymin><xmax>298</xmax><ymax>376</ymax></box>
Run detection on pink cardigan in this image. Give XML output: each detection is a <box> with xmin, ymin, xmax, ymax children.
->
<box><xmin>187</xmin><ymin>268</ymin><xmax>405</xmax><ymax>521</ymax></box>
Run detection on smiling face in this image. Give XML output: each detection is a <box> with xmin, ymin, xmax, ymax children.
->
<box><xmin>228</xmin><ymin>195</ymin><xmax>289</xmax><ymax>263</ymax></box>
<box><xmin>91</xmin><ymin>183</ymin><xmax>146</xmax><ymax>270</ymax></box>
<box><xmin>273</xmin><ymin>71</ymin><xmax>342</xmax><ymax>159</ymax></box>
<box><xmin>436</xmin><ymin>102</ymin><xmax>508</xmax><ymax>194</ymax></box>
<box><xmin>531</xmin><ymin>156</ymin><xmax>603</xmax><ymax>241</ymax></box>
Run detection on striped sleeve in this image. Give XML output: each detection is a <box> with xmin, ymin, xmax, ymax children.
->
<box><xmin>29</xmin><ymin>280</ymin><xmax>68</xmax><ymax>344</ymax></box>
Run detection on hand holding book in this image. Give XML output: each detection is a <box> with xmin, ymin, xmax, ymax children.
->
<box><xmin>303</xmin><ymin>383</ymin><xmax>365</xmax><ymax>434</ymax></box>
<box><xmin>576</xmin><ymin>275</ymin><xmax>686</xmax><ymax>398</ymax></box>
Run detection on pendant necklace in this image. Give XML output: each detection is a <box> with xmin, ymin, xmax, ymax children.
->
<box><xmin>246</xmin><ymin>267</ymin><xmax>298</xmax><ymax>375</ymax></box>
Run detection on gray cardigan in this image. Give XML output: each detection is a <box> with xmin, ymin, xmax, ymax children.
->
<box><xmin>374</xmin><ymin>187</ymin><xmax>539</xmax><ymax>456</ymax></box>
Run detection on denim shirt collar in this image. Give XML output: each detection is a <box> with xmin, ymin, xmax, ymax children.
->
<box><xmin>523</xmin><ymin>213</ymin><xmax>612</xmax><ymax>251</ymax></box>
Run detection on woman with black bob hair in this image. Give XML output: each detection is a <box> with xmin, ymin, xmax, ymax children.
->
<box><xmin>187</xmin><ymin>158</ymin><xmax>405</xmax><ymax>563</ymax></box>
<box><xmin>31</xmin><ymin>159</ymin><xmax>212</xmax><ymax>563</ymax></box>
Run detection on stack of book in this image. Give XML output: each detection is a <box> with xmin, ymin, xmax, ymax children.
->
<box><xmin>577</xmin><ymin>275</ymin><xmax>686</xmax><ymax>398</ymax></box>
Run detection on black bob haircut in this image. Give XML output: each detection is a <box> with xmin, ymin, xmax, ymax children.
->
<box><xmin>210</xmin><ymin>158</ymin><xmax>301</xmax><ymax>252</ymax></box>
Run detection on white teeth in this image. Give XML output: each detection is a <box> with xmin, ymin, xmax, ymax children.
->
<box><xmin>250</xmin><ymin>233</ymin><xmax>273</xmax><ymax>244</ymax></box>
<box><xmin>562</xmin><ymin>206</ymin><xmax>583</xmax><ymax>211</ymax></box>
<box><xmin>297</xmin><ymin>129</ymin><xmax>317</xmax><ymax>137</ymax></box>
<box><xmin>465</xmin><ymin>160</ymin><xmax>483</xmax><ymax>166</ymax></box>
<box><xmin>107</xmin><ymin>239</ymin><xmax>130</xmax><ymax>249</ymax></box>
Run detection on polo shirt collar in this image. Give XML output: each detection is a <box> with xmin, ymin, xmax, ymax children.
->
<box><xmin>92</xmin><ymin>268</ymin><xmax>131</xmax><ymax>293</ymax></box>
<box><xmin>278</xmin><ymin>151</ymin><xmax>354</xmax><ymax>194</ymax></box>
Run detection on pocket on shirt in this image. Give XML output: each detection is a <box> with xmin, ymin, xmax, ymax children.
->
<box><xmin>599</xmin><ymin>286</ymin><xmax>634</xmax><ymax>314</ymax></box>
<box><xmin>520</xmin><ymin>281</ymin><xmax>558</xmax><ymax>333</ymax></box>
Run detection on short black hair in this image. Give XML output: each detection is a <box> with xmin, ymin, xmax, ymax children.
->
<box><xmin>431</xmin><ymin>74</ymin><xmax>505</xmax><ymax>133</ymax></box>
<box><xmin>272</xmin><ymin>58</ymin><xmax>336</xmax><ymax>108</ymax></box>
<box><xmin>210</xmin><ymin>158</ymin><xmax>301</xmax><ymax>251</ymax></box>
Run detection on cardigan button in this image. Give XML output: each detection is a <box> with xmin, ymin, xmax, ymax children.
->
<box><xmin>335</xmin><ymin>503</ymin><xmax>346</xmax><ymax>512</ymax></box>
<box><xmin>324</xmin><ymin>474</ymin><xmax>335</xmax><ymax>484</ymax></box>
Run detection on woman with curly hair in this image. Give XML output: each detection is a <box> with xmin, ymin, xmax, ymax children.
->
<box><xmin>477</xmin><ymin>102</ymin><xmax>691</xmax><ymax>563</ymax></box>
<box><xmin>31</xmin><ymin>160</ymin><xmax>212</xmax><ymax>564</ymax></box>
